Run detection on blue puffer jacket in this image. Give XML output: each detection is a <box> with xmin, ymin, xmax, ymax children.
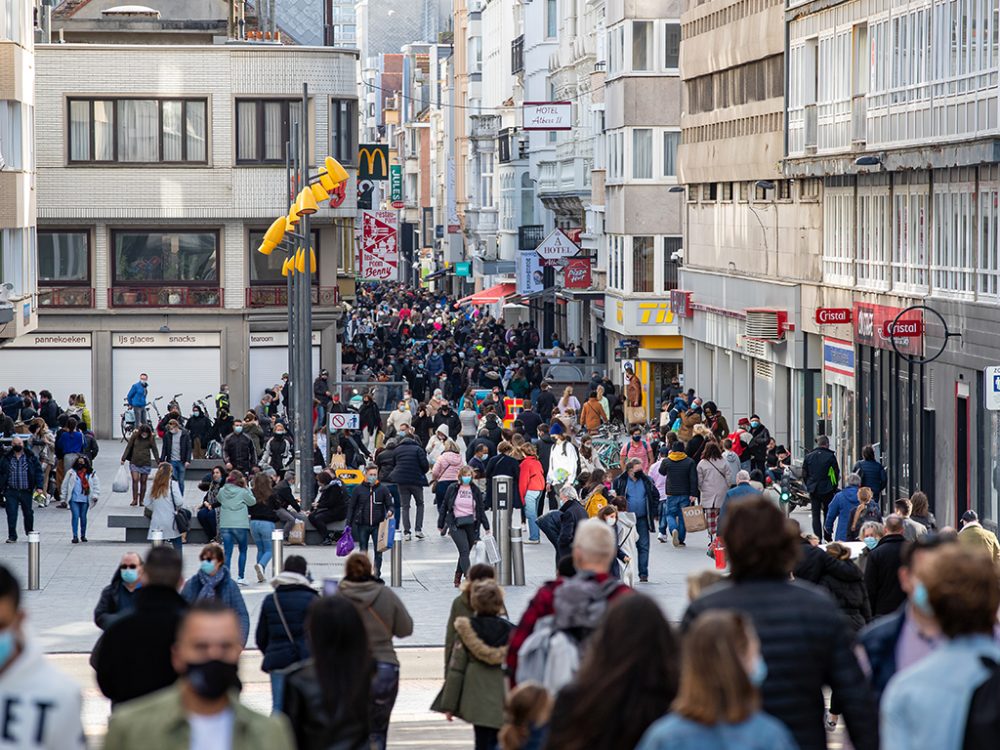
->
<box><xmin>180</xmin><ymin>566</ymin><xmax>250</xmax><ymax>645</ymax></box>
<box><xmin>388</xmin><ymin>436</ymin><xmax>430</xmax><ymax>486</ymax></box>
<box><xmin>825</xmin><ymin>485</ymin><xmax>860</xmax><ymax>541</ymax></box>
<box><xmin>255</xmin><ymin>575</ymin><xmax>318</xmax><ymax>672</ymax></box>
<box><xmin>852</xmin><ymin>459</ymin><xmax>887</xmax><ymax>496</ymax></box>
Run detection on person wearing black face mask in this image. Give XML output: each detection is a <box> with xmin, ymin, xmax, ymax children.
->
<box><xmin>122</xmin><ymin>424</ymin><xmax>158</xmax><ymax>507</ymax></box>
<box><xmin>185</xmin><ymin>405</ymin><xmax>213</xmax><ymax>460</ymax></box>
<box><xmin>0</xmin><ymin>437</ymin><xmax>44</xmax><ymax>543</ymax></box>
<box><xmin>103</xmin><ymin>600</ymin><xmax>294</xmax><ymax>749</ymax></box>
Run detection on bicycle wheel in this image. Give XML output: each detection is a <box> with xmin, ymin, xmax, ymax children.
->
<box><xmin>121</xmin><ymin>415</ymin><xmax>133</xmax><ymax>442</ymax></box>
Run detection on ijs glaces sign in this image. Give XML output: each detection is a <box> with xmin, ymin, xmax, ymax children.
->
<box><xmin>523</xmin><ymin>102</ymin><xmax>572</xmax><ymax>131</ymax></box>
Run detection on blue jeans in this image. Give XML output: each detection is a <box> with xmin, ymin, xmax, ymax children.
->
<box><xmin>355</xmin><ymin>523</ymin><xmax>381</xmax><ymax>576</ymax></box>
<box><xmin>370</xmin><ymin>661</ymin><xmax>400</xmax><ymax>750</ymax></box>
<box><xmin>270</xmin><ymin>672</ymin><xmax>285</xmax><ymax>714</ymax></box>
<box><xmin>3</xmin><ymin>488</ymin><xmax>33</xmax><ymax>541</ymax></box>
<box><xmin>635</xmin><ymin>515</ymin><xmax>651</xmax><ymax>577</ymax></box>
<box><xmin>250</xmin><ymin>519</ymin><xmax>275</xmax><ymax>571</ymax></box>
<box><xmin>660</xmin><ymin>495</ymin><xmax>690</xmax><ymax>543</ymax></box>
<box><xmin>70</xmin><ymin>500</ymin><xmax>89</xmax><ymax>538</ymax></box>
<box><xmin>170</xmin><ymin>460</ymin><xmax>186</xmax><ymax>494</ymax></box>
<box><xmin>523</xmin><ymin>490</ymin><xmax>542</xmax><ymax>541</ymax></box>
<box><xmin>221</xmin><ymin>527</ymin><xmax>250</xmax><ymax>578</ymax></box>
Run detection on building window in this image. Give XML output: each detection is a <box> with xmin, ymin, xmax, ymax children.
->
<box><xmin>704</xmin><ymin>183</ymin><xmax>718</xmax><ymax>201</ymax></box>
<box><xmin>662</xmin><ymin>130</ymin><xmax>679</xmax><ymax>177</ymax></box>
<box><xmin>249</xmin><ymin>229</ymin><xmax>318</xmax><ymax>284</ymax></box>
<box><xmin>546</xmin><ymin>0</ymin><xmax>557</xmax><ymax>38</ymax></box>
<box><xmin>664</xmin><ymin>236</ymin><xmax>681</xmax><ymax>290</ymax></box>
<box><xmin>329</xmin><ymin>98</ymin><xmax>358</xmax><ymax>165</ymax></box>
<box><xmin>0</xmin><ymin>101</ymin><xmax>27</xmax><ymax>170</ymax></box>
<box><xmin>0</xmin><ymin>227</ymin><xmax>35</xmax><ymax>298</ymax></box>
<box><xmin>609</xmin><ymin>24</ymin><xmax>625</xmax><ymax>76</ymax></box>
<box><xmin>823</xmin><ymin>189</ymin><xmax>854</xmax><ymax>283</ymax></box>
<box><xmin>664</xmin><ymin>22</ymin><xmax>681</xmax><ymax>69</ymax></box>
<box><xmin>777</xmin><ymin>180</ymin><xmax>792</xmax><ymax>200</ymax></box>
<box><xmin>721</xmin><ymin>182</ymin><xmax>733</xmax><ymax>201</ymax></box>
<box><xmin>632</xmin><ymin>21</ymin><xmax>654</xmax><ymax>71</ymax></box>
<box><xmin>739</xmin><ymin>181</ymin><xmax>749</xmax><ymax>202</ymax></box>
<box><xmin>632</xmin><ymin>128</ymin><xmax>652</xmax><ymax>179</ymax></box>
<box><xmin>932</xmin><ymin>185</ymin><xmax>975</xmax><ymax>294</ymax></box>
<box><xmin>68</xmin><ymin>98</ymin><xmax>207</xmax><ymax>164</ymax></box>
<box><xmin>38</xmin><ymin>231</ymin><xmax>89</xmax><ymax>284</ymax></box>
<box><xmin>799</xmin><ymin>178</ymin><xmax>821</xmax><ymax>201</ymax></box>
<box><xmin>891</xmin><ymin>184</ymin><xmax>929</xmax><ymax>292</ymax></box>
<box><xmin>236</xmin><ymin>99</ymin><xmax>303</xmax><ymax>165</ymax></box>
<box><xmin>633</xmin><ymin>236</ymin><xmax>655</xmax><ymax>293</ymax></box>
<box><xmin>520</xmin><ymin>172</ymin><xmax>535</xmax><ymax>226</ymax></box>
<box><xmin>856</xmin><ymin>190</ymin><xmax>890</xmax><ymax>290</ymax></box>
<box><xmin>113</xmin><ymin>230</ymin><xmax>218</xmax><ymax>284</ymax></box>
<box><xmin>481</xmin><ymin>153</ymin><xmax>494</xmax><ymax>207</ymax></box>
<box><xmin>980</xmin><ymin>185</ymin><xmax>1000</xmax><ymax>297</ymax></box>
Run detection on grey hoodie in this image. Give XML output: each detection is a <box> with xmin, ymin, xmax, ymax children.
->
<box><xmin>336</xmin><ymin>578</ymin><xmax>414</xmax><ymax>664</ymax></box>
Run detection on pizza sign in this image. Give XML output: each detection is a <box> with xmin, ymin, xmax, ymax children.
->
<box><xmin>360</xmin><ymin>210</ymin><xmax>399</xmax><ymax>281</ymax></box>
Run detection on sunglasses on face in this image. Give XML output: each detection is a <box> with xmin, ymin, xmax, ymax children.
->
<box><xmin>120</xmin><ymin>564</ymin><xmax>138</xmax><ymax>570</ymax></box>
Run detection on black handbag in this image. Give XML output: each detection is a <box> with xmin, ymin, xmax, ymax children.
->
<box><xmin>175</xmin><ymin>507</ymin><xmax>192</xmax><ymax>533</ymax></box>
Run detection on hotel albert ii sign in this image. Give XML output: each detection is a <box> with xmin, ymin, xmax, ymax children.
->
<box><xmin>523</xmin><ymin>102</ymin><xmax>572</xmax><ymax>131</ymax></box>
<box><xmin>360</xmin><ymin>210</ymin><xmax>399</xmax><ymax>281</ymax></box>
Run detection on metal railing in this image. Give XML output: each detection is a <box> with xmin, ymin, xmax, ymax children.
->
<box><xmin>328</xmin><ymin>380</ymin><xmax>409</xmax><ymax>411</ymax></box>
<box><xmin>246</xmin><ymin>285</ymin><xmax>340</xmax><ymax>307</ymax></box>
<box><xmin>109</xmin><ymin>286</ymin><xmax>221</xmax><ymax>308</ymax></box>
<box><xmin>38</xmin><ymin>286</ymin><xmax>94</xmax><ymax>308</ymax></box>
<box><xmin>519</xmin><ymin>225</ymin><xmax>545</xmax><ymax>251</ymax></box>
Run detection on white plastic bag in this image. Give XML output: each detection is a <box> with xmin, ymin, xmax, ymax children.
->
<box><xmin>112</xmin><ymin>464</ymin><xmax>130</xmax><ymax>494</ymax></box>
<box><xmin>470</xmin><ymin>540</ymin><xmax>489</xmax><ymax>567</ymax></box>
<box><xmin>483</xmin><ymin>533</ymin><xmax>501</xmax><ymax>565</ymax></box>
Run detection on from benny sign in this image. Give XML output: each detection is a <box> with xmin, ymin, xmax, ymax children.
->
<box><xmin>359</xmin><ymin>210</ymin><xmax>399</xmax><ymax>281</ymax></box>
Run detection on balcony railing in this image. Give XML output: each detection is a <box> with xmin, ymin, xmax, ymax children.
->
<box><xmin>512</xmin><ymin>35</ymin><xmax>524</xmax><ymax>75</ymax></box>
<box><xmin>109</xmin><ymin>287</ymin><xmax>222</xmax><ymax>308</ymax></box>
<box><xmin>519</xmin><ymin>225</ymin><xmax>545</xmax><ymax>251</ymax></box>
<box><xmin>38</xmin><ymin>286</ymin><xmax>94</xmax><ymax>308</ymax></box>
<box><xmin>246</xmin><ymin>285</ymin><xmax>340</xmax><ymax>307</ymax></box>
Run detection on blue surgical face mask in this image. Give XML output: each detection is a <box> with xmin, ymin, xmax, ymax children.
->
<box><xmin>461</xmin><ymin>476</ymin><xmax>472</xmax><ymax>485</ymax></box>
<box><xmin>863</xmin><ymin>536</ymin><xmax>878</xmax><ymax>550</ymax></box>
<box><xmin>0</xmin><ymin>629</ymin><xmax>16</xmax><ymax>670</ymax></box>
<box><xmin>748</xmin><ymin>654</ymin><xmax>768</xmax><ymax>687</ymax></box>
<box><xmin>912</xmin><ymin>581</ymin><xmax>933</xmax><ymax>616</ymax></box>
<box><xmin>121</xmin><ymin>568</ymin><xmax>140</xmax><ymax>585</ymax></box>
<box><xmin>234</xmin><ymin>425</ymin><xmax>243</xmax><ymax>434</ymax></box>
<box><xmin>750</xmin><ymin>421</ymin><xmax>760</xmax><ymax>428</ymax></box>
<box><xmin>200</xmin><ymin>560</ymin><xmax>217</xmax><ymax>575</ymax></box>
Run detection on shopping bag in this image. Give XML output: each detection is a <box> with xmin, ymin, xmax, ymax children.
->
<box><xmin>377</xmin><ymin>517</ymin><xmax>396</xmax><ymax>552</ymax></box>
<box><xmin>483</xmin><ymin>533</ymin><xmax>501</xmax><ymax>565</ymax></box>
<box><xmin>625</xmin><ymin>405</ymin><xmax>646</xmax><ymax>425</ymax></box>
<box><xmin>288</xmin><ymin>520</ymin><xmax>306</xmax><ymax>546</ymax></box>
<box><xmin>470</xmin><ymin>540</ymin><xmax>489</xmax><ymax>567</ymax></box>
<box><xmin>112</xmin><ymin>464</ymin><xmax>130</xmax><ymax>494</ymax></box>
<box><xmin>682</xmin><ymin>504</ymin><xmax>708</xmax><ymax>533</ymax></box>
<box><xmin>336</xmin><ymin>526</ymin><xmax>356</xmax><ymax>557</ymax></box>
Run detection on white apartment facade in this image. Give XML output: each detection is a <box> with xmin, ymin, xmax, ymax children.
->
<box><xmin>6</xmin><ymin>42</ymin><xmax>359</xmax><ymax>437</ymax></box>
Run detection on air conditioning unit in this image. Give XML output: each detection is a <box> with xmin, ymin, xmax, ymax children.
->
<box><xmin>744</xmin><ymin>308</ymin><xmax>793</xmax><ymax>342</ymax></box>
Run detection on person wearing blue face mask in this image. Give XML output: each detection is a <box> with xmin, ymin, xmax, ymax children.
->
<box><xmin>0</xmin><ymin>563</ymin><xmax>87</xmax><ymax>749</ymax></box>
<box><xmin>637</xmin><ymin>610</ymin><xmax>795</xmax><ymax>750</ymax></box>
<box><xmin>94</xmin><ymin>552</ymin><xmax>144</xmax><ymax>630</ymax></box>
<box><xmin>438</xmin><ymin>466</ymin><xmax>491</xmax><ymax>587</ymax></box>
<box><xmin>180</xmin><ymin>543</ymin><xmax>250</xmax><ymax>646</ymax></box>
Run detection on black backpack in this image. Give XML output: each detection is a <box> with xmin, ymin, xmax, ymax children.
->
<box><xmin>963</xmin><ymin>657</ymin><xmax>1000</xmax><ymax>749</ymax></box>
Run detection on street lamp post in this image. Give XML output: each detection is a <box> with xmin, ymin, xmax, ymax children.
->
<box><xmin>295</xmin><ymin>83</ymin><xmax>315</xmax><ymax>508</ymax></box>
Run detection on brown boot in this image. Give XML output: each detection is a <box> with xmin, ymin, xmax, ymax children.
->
<box><xmin>454</xmin><ymin>570</ymin><xmax>462</xmax><ymax>588</ymax></box>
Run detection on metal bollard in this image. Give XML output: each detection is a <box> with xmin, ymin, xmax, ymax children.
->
<box><xmin>27</xmin><ymin>532</ymin><xmax>40</xmax><ymax>591</ymax></box>
<box><xmin>271</xmin><ymin>529</ymin><xmax>284</xmax><ymax>576</ymax></box>
<box><xmin>492</xmin><ymin>476</ymin><xmax>513</xmax><ymax>585</ymax></box>
<box><xmin>510</xmin><ymin>515</ymin><xmax>525</xmax><ymax>586</ymax></box>
<box><xmin>390</xmin><ymin>529</ymin><xmax>403</xmax><ymax>587</ymax></box>
<box><xmin>150</xmin><ymin>530</ymin><xmax>164</xmax><ymax>547</ymax></box>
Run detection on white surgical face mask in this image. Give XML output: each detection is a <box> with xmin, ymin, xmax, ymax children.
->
<box><xmin>605</xmin><ymin>517</ymin><xmax>616</xmax><ymax>526</ymax></box>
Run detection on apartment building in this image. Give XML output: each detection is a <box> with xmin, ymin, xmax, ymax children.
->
<box><xmin>0</xmin><ymin>0</ymin><xmax>39</xmax><ymax>342</ymax></box>
<box><xmin>3</xmin><ymin>17</ymin><xmax>360</xmax><ymax>437</ymax></box>
<box><xmin>784</xmin><ymin>0</ymin><xmax>1000</xmax><ymax>524</ymax></box>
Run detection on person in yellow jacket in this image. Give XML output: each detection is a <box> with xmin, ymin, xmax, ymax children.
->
<box><xmin>958</xmin><ymin>510</ymin><xmax>1000</xmax><ymax>562</ymax></box>
<box><xmin>582</xmin><ymin>469</ymin><xmax>610</xmax><ymax>517</ymax></box>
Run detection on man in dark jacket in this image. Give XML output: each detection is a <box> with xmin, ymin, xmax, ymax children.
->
<box><xmin>308</xmin><ymin>471</ymin><xmax>348</xmax><ymax>545</ymax></box>
<box><xmin>802</xmin><ymin>435</ymin><xmax>841</xmax><ymax>539</ymax></box>
<box><xmin>94</xmin><ymin>552</ymin><xmax>144</xmax><ymax>630</ymax></box>
<box><xmin>684</xmin><ymin>497</ymin><xmax>877</xmax><ymax>750</ymax></box>
<box><xmin>159</xmin><ymin>419</ymin><xmax>192</xmax><ymax>493</ymax></box>
<box><xmin>432</xmin><ymin>403</ymin><xmax>462</xmax><ymax>440</ymax></box>
<box><xmin>791</xmin><ymin>522</ymin><xmax>859</xmax><ymax>584</ymax></box>
<box><xmin>255</xmin><ymin>555</ymin><xmax>317</xmax><ymax>712</ymax></box>
<box><xmin>745</xmin><ymin>414</ymin><xmax>771</xmax><ymax>474</ymax></box>
<box><xmin>0</xmin><ymin>436</ymin><xmax>45</xmax><ymax>543</ymax></box>
<box><xmin>533</xmin><ymin>426</ymin><xmax>556</xmax><ymax>480</ymax></box>
<box><xmin>612</xmin><ymin>458</ymin><xmax>660</xmax><ymax>582</ymax></box>
<box><xmin>485</xmin><ymin>443</ymin><xmax>521</xmax><ymax>511</ymax></box>
<box><xmin>96</xmin><ymin>546</ymin><xmax>187</xmax><ymax>707</ymax></box>
<box><xmin>864</xmin><ymin>514</ymin><xmax>907</xmax><ymax>616</ymax></box>
<box><xmin>657</xmin><ymin>442</ymin><xmax>698</xmax><ymax>547</ymax></box>
<box><xmin>387</xmin><ymin>430</ymin><xmax>429</xmax><ymax>540</ymax></box>
<box><xmin>534</xmin><ymin>382</ymin><xmax>556</xmax><ymax>422</ymax></box>
<box><xmin>852</xmin><ymin>444</ymin><xmax>887</xmax><ymax>505</ymax></box>
<box><xmin>518</xmin><ymin>405</ymin><xmax>542</xmax><ymax>440</ymax></box>
<box><xmin>465</xmin><ymin>429</ymin><xmax>497</xmax><ymax>462</ymax></box>
<box><xmin>222</xmin><ymin>420</ymin><xmax>256</xmax><ymax>474</ymax></box>
<box><xmin>347</xmin><ymin>465</ymin><xmax>392</xmax><ymax>577</ymax></box>
<box><xmin>38</xmin><ymin>390</ymin><xmax>62</xmax><ymax>429</ymax></box>
<box><xmin>0</xmin><ymin>387</ymin><xmax>22</xmax><ymax>421</ymax></box>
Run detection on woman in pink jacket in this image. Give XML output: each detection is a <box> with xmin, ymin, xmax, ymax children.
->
<box><xmin>432</xmin><ymin>440</ymin><xmax>465</xmax><ymax>515</ymax></box>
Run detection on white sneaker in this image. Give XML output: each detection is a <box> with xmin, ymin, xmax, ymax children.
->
<box><xmin>404</xmin><ymin>532</ymin><xmax>412</xmax><ymax>542</ymax></box>
<box><xmin>236</xmin><ymin>577</ymin><xmax>248</xmax><ymax>586</ymax></box>
<box><xmin>415</xmin><ymin>531</ymin><xmax>426</xmax><ymax>539</ymax></box>
<box><xmin>254</xmin><ymin>563</ymin><xmax>265</xmax><ymax>583</ymax></box>
<box><xmin>657</xmin><ymin>534</ymin><xmax>667</xmax><ymax>543</ymax></box>
<box><xmin>524</xmin><ymin>538</ymin><xmax>540</xmax><ymax>545</ymax></box>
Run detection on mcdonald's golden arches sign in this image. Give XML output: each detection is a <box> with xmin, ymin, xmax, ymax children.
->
<box><xmin>358</xmin><ymin>144</ymin><xmax>389</xmax><ymax>180</ymax></box>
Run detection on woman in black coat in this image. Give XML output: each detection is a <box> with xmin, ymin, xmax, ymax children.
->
<box><xmin>255</xmin><ymin>555</ymin><xmax>318</xmax><ymax>712</ymax></box>
<box><xmin>438</xmin><ymin>466</ymin><xmax>491</xmax><ymax>587</ymax></box>
<box><xmin>308</xmin><ymin>472</ymin><xmax>348</xmax><ymax>545</ymax></box>
<box><xmin>411</xmin><ymin>405</ymin><xmax>432</xmax><ymax>446</ymax></box>
<box><xmin>185</xmin><ymin>405</ymin><xmax>213</xmax><ymax>459</ymax></box>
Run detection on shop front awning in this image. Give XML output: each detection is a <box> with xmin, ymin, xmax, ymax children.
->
<box><xmin>458</xmin><ymin>282</ymin><xmax>517</xmax><ymax>305</ymax></box>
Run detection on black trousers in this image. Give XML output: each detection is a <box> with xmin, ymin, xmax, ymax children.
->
<box><xmin>309</xmin><ymin>509</ymin><xmax>343</xmax><ymax>539</ymax></box>
<box><xmin>811</xmin><ymin>490</ymin><xmax>837</xmax><ymax>539</ymax></box>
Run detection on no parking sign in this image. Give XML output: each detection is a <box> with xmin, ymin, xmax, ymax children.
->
<box><xmin>328</xmin><ymin>413</ymin><xmax>360</xmax><ymax>430</ymax></box>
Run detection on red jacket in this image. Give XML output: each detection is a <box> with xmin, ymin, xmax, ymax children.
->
<box><xmin>506</xmin><ymin>574</ymin><xmax>631</xmax><ymax>682</ymax></box>
<box><xmin>518</xmin><ymin>455</ymin><xmax>545</xmax><ymax>499</ymax></box>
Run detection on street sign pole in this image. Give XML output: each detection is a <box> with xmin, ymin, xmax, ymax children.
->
<box><xmin>295</xmin><ymin>82</ymin><xmax>315</xmax><ymax>507</ymax></box>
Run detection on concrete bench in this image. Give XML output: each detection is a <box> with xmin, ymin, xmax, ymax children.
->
<box><xmin>107</xmin><ymin>513</ymin><xmax>342</xmax><ymax>545</ymax></box>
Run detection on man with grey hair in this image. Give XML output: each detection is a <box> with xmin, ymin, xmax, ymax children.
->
<box><xmin>803</xmin><ymin>433</ymin><xmax>841</xmax><ymax>539</ymax></box>
<box><xmin>825</xmin><ymin>472</ymin><xmax>863</xmax><ymax>542</ymax></box>
<box><xmin>865</xmin><ymin>514</ymin><xmax>907</xmax><ymax>616</ymax></box>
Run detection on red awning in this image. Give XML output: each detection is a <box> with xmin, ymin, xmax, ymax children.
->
<box><xmin>458</xmin><ymin>282</ymin><xmax>517</xmax><ymax>305</ymax></box>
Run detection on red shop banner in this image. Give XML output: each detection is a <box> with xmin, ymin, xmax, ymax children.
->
<box><xmin>853</xmin><ymin>301</ymin><xmax>924</xmax><ymax>356</ymax></box>
<box><xmin>563</xmin><ymin>257</ymin><xmax>592</xmax><ymax>288</ymax></box>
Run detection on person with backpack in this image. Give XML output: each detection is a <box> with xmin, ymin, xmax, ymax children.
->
<box><xmin>507</xmin><ymin>519</ymin><xmax>631</xmax><ymax>686</ymax></box>
<box><xmin>881</xmin><ymin>545</ymin><xmax>1000</xmax><ymax>750</ymax></box>
<box><xmin>851</xmin><ymin>487</ymin><xmax>883</xmax><ymax>539</ymax></box>
<box><xmin>824</xmin><ymin>472</ymin><xmax>863</xmax><ymax>542</ymax></box>
<box><xmin>619</xmin><ymin>426</ymin><xmax>653</xmax><ymax>473</ymax></box>
<box><xmin>657</xmin><ymin>441</ymin><xmax>698</xmax><ymax>547</ymax></box>
<box><xmin>803</xmin><ymin>434</ymin><xmax>841</xmax><ymax>539</ymax></box>
<box><xmin>432</xmin><ymin>580</ymin><xmax>512</xmax><ymax>750</ymax></box>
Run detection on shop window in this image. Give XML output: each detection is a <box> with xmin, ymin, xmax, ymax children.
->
<box><xmin>249</xmin><ymin>229</ymin><xmax>319</xmax><ymax>284</ymax></box>
<box><xmin>38</xmin><ymin>231</ymin><xmax>89</xmax><ymax>283</ymax></box>
<box><xmin>113</xmin><ymin>230</ymin><xmax>218</xmax><ymax>284</ymax></box>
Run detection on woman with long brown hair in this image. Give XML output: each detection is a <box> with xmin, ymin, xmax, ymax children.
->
<box><xmin>636</xmin><ymin>611</ymin><xmax>796</xmax><ymax>750</ymax></box>
<box><xmin>146</xmin><ymin>462</ymin><xmax>184</xmax><ymax>550</ymax></box>
<box><xmin>546</xmin><ymin>594</ymin><xmax>680</xmax><ymax>750</ymax></box>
